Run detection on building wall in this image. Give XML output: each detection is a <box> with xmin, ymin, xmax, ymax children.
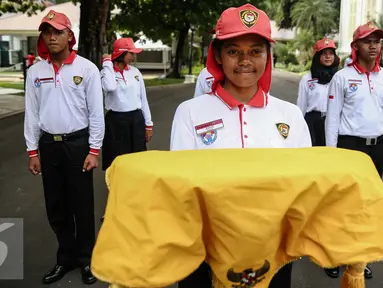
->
<box><xmin>338</xmin><ymin>0</ymin><xmax>383</xmax><ymax>56</ymax></box>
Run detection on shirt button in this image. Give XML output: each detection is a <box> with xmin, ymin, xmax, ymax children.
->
<box><xmin>244</xmin><ymin>122</ymin><xmax>247</xmax><ymax>125</ymax></box>
<box><xmin>244</xmin><ymin>135</ymin><xmax>248</xmax><ymax>138</ymax></box>
<box><xmin>243</xmin><ymin>108</ymin><xmax>247</xmax><ymax>112</ymax></box>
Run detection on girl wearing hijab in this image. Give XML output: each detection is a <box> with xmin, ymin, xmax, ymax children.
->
<box><xmin>297</xmin><ymin>38</ymin><xmax>339</xmax><ymax>146</ymax></box>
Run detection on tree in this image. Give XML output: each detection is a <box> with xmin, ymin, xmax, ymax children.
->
<box><xmin>276</xmin><ymin>0</ymin><xmax>340</xmax><ymax>33</ymax></box>
<box><xmin>0</xmin><ymin>0</ymin><xmax>45</xmax><ymax>16</ymax></box>
<box><xmin>291</xmin><ymin>0</ymin><xmax>338</xmax><ymax>39</ymax></box>
<box><xmin>73</xmin><ymin>0</ymin><xmax>117</xmax><ymax>67</ymax></box>
<box><xmin>113</xmin><ymin>0</ymin><xmax>274</xmax><ymax>78</ymax></box>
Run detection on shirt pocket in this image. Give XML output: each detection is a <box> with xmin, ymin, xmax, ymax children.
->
<box><xmin>68</xmin><ymin>84</ymin><xmax>86</xmax><ymax>109</ymax></box>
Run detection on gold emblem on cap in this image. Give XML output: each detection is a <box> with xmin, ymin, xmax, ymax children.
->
<box><xmin>47</xmin><ymin>12</ymin><xmax>55</xmax><ymax>20</ymax></box>
<box><xmin>367</xmin><ymin>21</ymin><xmax>376</xmax><ymax>28</ymax></box>
<box><xmin>324</xmin><ymin>39</ymin><xmax>329</xmax><ymax>45</ymax></box>
<box><xmin>240</xmin><ymin>10</ymin><xmax>259</xmax><ymax>28</ymax></box>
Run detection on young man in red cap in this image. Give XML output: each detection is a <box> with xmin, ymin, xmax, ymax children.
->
<box><xmin>170</xmin><ymin>3</ymin><xmax>311</xmax><ymax>288</ymax></box>
<box><xmin>325</xmin><ymin>21</ymin><xmax>383</xmax><ymax>280</ymax></box>
<box><xmin>297</xmin><ymin>38</ymin><xmax>339</xmax><ymax>146</ymax></box>
<box><xmin>24</xmin><ymin>10</ymin><xmax>104</xmax><ymax>285</ymax></box>
<box><xmin>101</xmin><ymin>38</ymin><xmax>153</xmax><ymax>172</ymax></box>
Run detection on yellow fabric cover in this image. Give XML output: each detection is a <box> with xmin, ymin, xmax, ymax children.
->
<box><xmin>91</xmin><ymin>148</ymin><xmax>383</xmax><ymax>288</ymax></box>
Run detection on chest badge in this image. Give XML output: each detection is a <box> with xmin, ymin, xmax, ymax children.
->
<box><xmin>349</xmin><ymin>83</ymin><xmax>358</xmax><ymax>92</ymax></box>
<box><xmin>73</xmin><ymin>76</ymin><xmax>83</xmax><ymax>85</ymax></box>
<box><xmin>34</xmin><ymin>78</ymin><xmax>41</xmax><ymax>88</ymax></box>
<box><xmin>201</xmin><ymin>130</ymin><xmax>217</xmax><ymax>145</ymax></box>
<box><xmin>276</xmin><ymin>123</ymin><xmax>290</xmax><ymax>139</ymax></box>
<box><xmin>135</xmin><ymin>75</ymin><xmax>139</xmax><ymax>81</ymax></box>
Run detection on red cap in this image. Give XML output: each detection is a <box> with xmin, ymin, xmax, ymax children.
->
<box><xmin>37</xmin><ymin>10</ymin><xmax>76</xmax><ymax>59</ymax></box>
<box><xmin>349</xmin><ymin>21</ymin><xmax>383</xmax><ymax>69</ymax></box>
<box><xmin>111</xmin><ymin>38</ymin><xmax>143</xmax><ymax>61</ymax></box>
<box><xmin>207</xmin><ymin>4</ymin><xmax>275</xmax><ymax>95</ymax></box>
<box><xmin>313</xmin><ymin>38</ymin><xmax>336</xmax><ymax>54</ymax></box>
<box><xmin>352</xmin><ymin>21</ymin><xmax>383</xmax><ymax>43</ymax></box>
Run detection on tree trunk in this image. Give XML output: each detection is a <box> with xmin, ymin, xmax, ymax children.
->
<box><xmin>77</xmin><ymin>0</ymin><xmax>111</xmax><ymax>67</ymax></box>
<box><xmin>170</xmin><ymin>28</ymin><xmax>188</xmax><ymax>78</ymax></box>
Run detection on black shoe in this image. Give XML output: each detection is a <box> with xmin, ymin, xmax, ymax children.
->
<box><xmin>365</xmin><ymin>265</ymin><xmax>373</xmax><ymax>279</ymax></box>
<box><xmin>324</xmin><ymin>267</ymin><xmax>339</xmax><ymax>278</ymax></box>
<box><xmin>81</xmin><ymin>265</ymin><xmax>97</xmax><ymax>285</ymax></box>
<box><xmin>42</xmin><ymin>264</ymin><xmax>75</xmax><ymax>284</ymax></box>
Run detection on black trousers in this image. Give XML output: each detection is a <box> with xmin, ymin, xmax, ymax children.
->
<box><xmin>102</xmin><ymin>109</ymin><xmax>147</xmax><ymax>171</ymax></box>
<box><xmin>304</xmin><ymin>111</ymin><xmax>326</xmax><ymax>146</ymax></box>
<box><xmin>39</xmin><ymin>128</ymin><xmax>95</xmax><ymax>266</ymax></box>
<box><xmin>338</xmin><ymin>135</ymin><xmax>383</xmax><ymax>177</ymax></box>
<box><xmin>178</xmin><ymin>262</ymin><xmax>292</xmax><ymax>288</ymax></box>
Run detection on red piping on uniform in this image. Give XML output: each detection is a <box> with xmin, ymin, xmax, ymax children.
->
<box><xmin>28</xmin><ymin>150</ymin><xmax>39</xmax><ymax>157</ymax></box>
<box><xmin>113</xmin><ymin>65</ymin><xmax>129</xmax><ymax>82</ymax></box>
<box><xmin>366</xmin><ymin>73</ymin><xmax>371</xmax><ymax>93</ymax></box>
<box><xmin>47</xmin><ymin>51</ymin><xmax>76</xmax><ymax>87</ymax></box>
<box><xmin>238</xmin><ymin>105</ymin><xmax>245</xmax><ymax>148</ymax></box>
<box><xmin>89</xmin><ymin>148</ymin><xmax>99</xmax><ymax>156</ymax></box>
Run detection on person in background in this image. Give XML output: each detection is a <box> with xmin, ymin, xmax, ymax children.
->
<box><xmin>297</xmin><ymin>38</ymin><xmax>339</xmax><ymax>146</ymax></box>
<box><xmin>24</xmin><ymin>10</ymin><xmax>104</xmax><ymax>285</ymax></box>
<box><xmin>325</xmin><ymin>20</ymin><xmax>383</xmax><ymax>280</ymax></box>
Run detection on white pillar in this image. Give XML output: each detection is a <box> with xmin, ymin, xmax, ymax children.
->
<box><xmin>339</xmin><ymin>0</ymin><xmax>352</xmax><ymax>55</ymax></box>
<box><xmin>357</xmin><ymin>0</ymin><xmax>365</xmax><ymax>27</ymax></box>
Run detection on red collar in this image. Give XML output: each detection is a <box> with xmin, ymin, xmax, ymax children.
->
<box><xmin>215</xmin><ymin>83</ymin><xmax>268</xmax><ymax>109</ymax></box>
<box><xmin>113</xmin><ymin>64</ymin><xmax>130</xmax><ymax>73</ymax></box>
<box><xmin>47</xmin><ymin>50</ymin><xmax>76</xmax><ymax>65</ymax></box>
<box><xmin>48</xmin><ymin>51</ymin><xmax>77</xmax><ymax>73</ymax></box>
<box><xmin>353</xmin><ymin>61</ymin><xmax>380</xmax><ymax>74</ymax></box>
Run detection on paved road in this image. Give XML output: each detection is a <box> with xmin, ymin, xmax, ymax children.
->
<box><xmin>1</xmin><ymin>70</ymin><xmax>383</xmax><ymax>288</ymax></box>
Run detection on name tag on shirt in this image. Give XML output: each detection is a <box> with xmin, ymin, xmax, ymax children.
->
<box><xmin>348</xmin><ymin>79</ymin><xmax>362</xmax><ymax>92</ymax></box>
<box><xmin>308</xmin><ymin>79</ymin><xmax>318</xmax><ymax>90</ymax></box>
<box><xmin>34</xmin><ymin>77</ymin><xmax>54</xmax><ymax>87</ymax></box>
<box><xmin>195</xmin><ymin>119</ymin><xmax>224</xmax><ymax>135</ymax></box>
<box><xmin>348</xmin><ymin>79</ymin><xmax>362</xmax><ymax>84</ymax></box>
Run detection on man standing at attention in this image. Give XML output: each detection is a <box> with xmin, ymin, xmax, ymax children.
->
<box><xmin>325</xmin><ymin>20</ymin><xmax>383</xmax><ymax>280</ymax></box>
<box><xmin>24</xmin><ymin>10</ymin><xmax>105</xmax><ymax>285</ymax></box>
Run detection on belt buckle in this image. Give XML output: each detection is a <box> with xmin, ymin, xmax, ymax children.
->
<box><xmin>366</xmin><ymin>137</ymin><xmax>377</xmax><ymax>146</ymax></box>
<box><xmin>53</xmin><ymin>135</ymin><xmax>63</xmax><ymax>142</ymax></box>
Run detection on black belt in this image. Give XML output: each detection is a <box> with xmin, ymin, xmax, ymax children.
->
<box><xmin>307</xmin><ymin>111</ymin><xmax>326</xmax><ymax>117</ymax></box>
<box><xmin>109</xmin><ymin>109</ymin><xmax>140</xmax><ymax>114</ymax></box>
<box><xmin>41</xmin><ymin>128</ymin><xmax>88</xmax><ymax>142</ymax></box>
<box><xmin>339</xmin><ymin>135</ymin><xmax>383</xmax><ymax>146</ymax></box>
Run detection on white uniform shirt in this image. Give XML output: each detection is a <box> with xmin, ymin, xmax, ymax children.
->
<box><xmin>101</xmin><ymin>60</ymin><xmax>153</xmax><ymax>128</ymax></box>
<box><xmin>297</xmin><ymin>72</ymin><xmax>329</xmax><ymax>115</ymax></box>
<box><xmin>194</xmin><ymin>67</ymin><xmax>214</xmax><ymax>97</ymax></box>
<box><xmin>171</xmin><ymin>90</ymin><xmax>312</xmax><ymax>150</ymax></box>
<box><xmin>326</xmin><ymin>65</ymin><xmax>383</xmax><ymax>147</ymax></box>
<box><xmin>24</xmin><ymin>52</ymin><xmax>105</xmax><ymax>153</ymax></box>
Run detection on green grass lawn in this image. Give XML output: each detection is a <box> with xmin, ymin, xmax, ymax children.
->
<box><xmin>144</xmin><ymin>78</ymin><xmax>184</xmax><ymax>87</ymax></box>
<box><xmin>0</xmin><ymin>82</ymin><xmax>24</xmax><ymax>90</ymax></box>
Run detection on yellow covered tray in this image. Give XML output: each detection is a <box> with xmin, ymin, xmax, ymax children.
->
<box><xmin>91</xmin><ymin>148</ymin><xmax>383</xmax><ymax>288</ymax></box>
